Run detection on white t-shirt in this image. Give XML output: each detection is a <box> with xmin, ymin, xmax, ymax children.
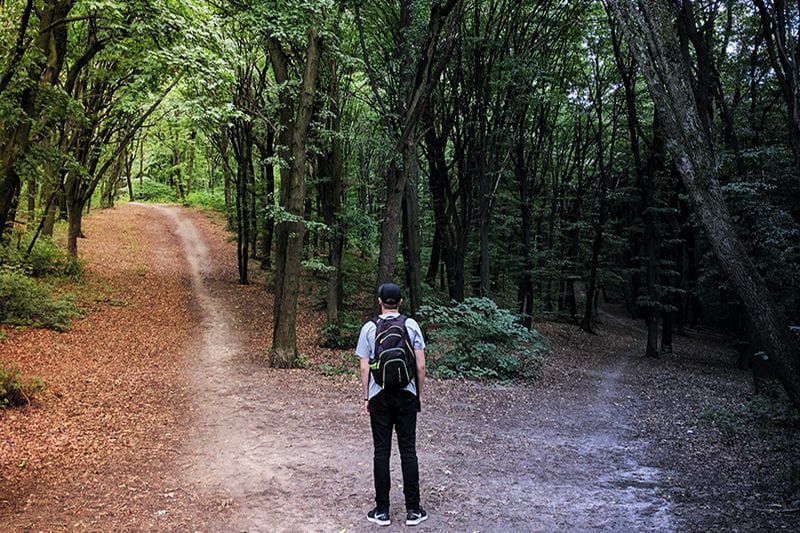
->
<box><xmin>355</xmin><ymin>313</ymin><xmax>425</xmax><ymax>400</ymax></box>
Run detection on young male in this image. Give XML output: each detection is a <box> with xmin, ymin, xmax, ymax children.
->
<box><xmin>356</xmin><ymin>282</ymin><xmax>428</xmax><ymax>527</ymax></box>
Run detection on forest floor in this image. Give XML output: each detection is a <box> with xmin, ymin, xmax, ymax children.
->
<box><xmin>1</xmin><ymin>203</ymin><xmax>798</xmax><ymax>532</ymax></box>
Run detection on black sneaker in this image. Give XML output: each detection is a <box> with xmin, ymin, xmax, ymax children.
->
<box><xmin>367</xmin><ymin>508</ymin><xmax>391</xmax><ymax>526</ymax></box>
<box><xmin>406</xmin><ymin>508</ymin><xmax>428</xmax><ymax>526</ymax></box>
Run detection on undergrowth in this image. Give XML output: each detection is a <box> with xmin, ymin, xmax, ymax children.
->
<box><xmin>0</xmin><ymin>266</ymin><xmax>79</xmax><ymax>330</ymax></box>
<box><xmin>318</xmin><ymin>315</ymin><xmax>362</xmax><ymax>349</ymax></box>
<box><xmin>0</xmin><ymin>362</ymin><xmax>46</xmax><ymax>408</ymax></box>
<box><xmin>0</xmin><ymin>235</ymin><xmax>80</xmax><ymax>331</ymax></box>
<box><xmin>132</xmin><ymin>179</ymin><xmax>227</xmax><ymax>212</ymax></box>
<box><xmin>132</xmin><ymin>179</ymin><xmax>177</xmax><ymax>203</ymax></box>
<box><xmin>316</xmin><ymin>352</ymin><xmax>357</xmax><ymax>377</ymax></box>
<box><xmin>184</xmin><ymin>189</ymin><xmax>226</xmax><ymax>212</ymax></box>
<box><xmin>700</xmin><ymin>395</ymin><xmax>800</xmax><ymax>443</ymax></box>
<box><xmin>418</xmin><ymin>297</ymin><xmax>548</xmax><ymax>381</ymax></box>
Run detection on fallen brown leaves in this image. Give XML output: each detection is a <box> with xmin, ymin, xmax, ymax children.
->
<box><xmin>2</xmin><ymin>204</ymin><xmax>797</xmax><ymax>531</ymax></box>
<box><xmin>0</xmin><ymin>205</ymin><xmax>208</xmax><ymax>531</ymax></box>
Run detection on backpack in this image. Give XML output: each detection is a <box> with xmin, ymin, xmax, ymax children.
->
<box><xmin>369</xmin><ymin>314</ymin><xmax>416</xmax><ymax>390</ymax></box>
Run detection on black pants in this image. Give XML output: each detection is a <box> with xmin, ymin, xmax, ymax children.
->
<box><xmin>369</xmin><ymin>390</ymin><xmax>420</xmax><ymax>512</ymax></box>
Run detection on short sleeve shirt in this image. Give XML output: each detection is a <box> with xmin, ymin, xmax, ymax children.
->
<box><xmin>356</xmin><ymin>313</ymin><xmax>425</xmax><ymax>400</ymax></box>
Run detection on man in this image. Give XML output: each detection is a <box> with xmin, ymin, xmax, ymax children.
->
<box><xmin>356</xmin><ymin>282</ymin><xmax>428</xmax><ymax>527</ymax></box>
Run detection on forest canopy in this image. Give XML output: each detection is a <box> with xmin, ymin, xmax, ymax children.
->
<box><xmin>1</xmin><ymin>0</ymin><xmax>799</xmax><ymax>401</ymax></box>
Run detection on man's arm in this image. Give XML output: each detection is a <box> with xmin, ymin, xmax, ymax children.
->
<box><xmin>415</xmin><ymin>348</ymin><xmax>426</xmax><ymax>409</ymax></box>
<box><xmin>360</xmin><ymin>357</ymin><xmax>371</xmax><ymax>415</ymax></box>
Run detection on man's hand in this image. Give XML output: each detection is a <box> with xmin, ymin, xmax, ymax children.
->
<box><xmin>363</xmin><ymin>399</ymin><xmax>370</xmax><ymax>416</ymax></box>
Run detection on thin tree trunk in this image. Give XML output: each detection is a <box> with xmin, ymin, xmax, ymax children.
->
<box><xmin>402</xmin><ymin>166</ymin><xmax>422</xmax><ymax>315</ymax></box>
<box><xmin>258</xmin><ymin>130</ymin><xmax>275</xmax><ymax>270</ymax></box>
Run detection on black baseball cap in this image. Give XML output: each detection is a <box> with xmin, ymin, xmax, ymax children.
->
<box><xmin>378</xmin><ymin>283</ymin><xmax>402</xmax><ymax>305</ymax></box>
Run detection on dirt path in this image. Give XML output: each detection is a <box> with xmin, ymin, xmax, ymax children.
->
<box><xmin>4</xmin><ymin>203</ymin><xmax>795</xmax><ymax>531</ymax></box>
<box><xmin>144</xmin><ymin>203</ymin><xmax>676</xmax><ymax>532</ymax></box>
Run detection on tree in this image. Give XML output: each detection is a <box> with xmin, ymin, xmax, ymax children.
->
<box><xmin>356</xmin><ymin>0</ymin><xmax>464</xmax><ymax>314</ymax></box>
<box><xmin>268</xmin><ymin>21</ymin><xmax>323</xmax><ymax>368</ymax></box>
<box><xmin>608</xmin><ymin>0</ymin><xmax>800</xmax><ymax>406</ymax></box>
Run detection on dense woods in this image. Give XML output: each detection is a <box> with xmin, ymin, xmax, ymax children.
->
<box><xmin>1</xmin><ymin>0</ymin><xmax>799</xmax><ymax>403</ymax></box>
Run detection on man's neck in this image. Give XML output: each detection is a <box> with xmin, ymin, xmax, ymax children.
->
<box><xmin>380</xmin><ymin>308</ymin><xmax>400</xmax><ymax>315</ymax></box>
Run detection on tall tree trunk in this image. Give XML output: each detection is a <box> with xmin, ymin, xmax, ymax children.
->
<box><xmin>516</xmin><ymin>111</ymin><xmax>534</xmax><ymax>329</ymax></box>
<box><xmin>66</xmin><ymin>197</ymin><xmax>84</xmax><ymax>260</ymax></box>
<box><xmin>269</xmin><ymin>28</ymin><xmax>322</xmax><ymax>368</ymax></box>
<box><xmin>377</xmin><ymin>149</ymin><xmax>411</xmax><ymax>286</ymax></box>
<box><xmin>317</xmin><ymin>57</ymin><xmax>346</xmax><ymax>322</ymax></box>
<box><xmin>249</xmin><ymin>151</ymin><xmax>258</xmax><ymax>260</ymax></box>
<box><xmin>610</xmin><ymin>0</ymin><xmax>800</xmax><ymax>407</ymax></box>
<box><xmin>231</xmin><ymin>123</ymin><xmax>252</xmax><ymax>285</ymax></box>
<box><xmin>423</xmin><ymin>107</ymin><xmax>460</xmax><ymax>300</ymax></box>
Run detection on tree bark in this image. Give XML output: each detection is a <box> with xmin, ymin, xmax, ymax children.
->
<box><xmin>423</xmin><ymin>107</ymin><xmax>460</xmax><ymax>300</ymax></box>
<box><xmin>402</xmin><ymin>165</ymin><xmax>422</xmax><ymax>315</ymax></box>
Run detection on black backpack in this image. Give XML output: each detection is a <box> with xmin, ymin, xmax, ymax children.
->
<box><xmin>370</xmin><ymin>315</ymin><xmax>416</xmax><ymax>390</ymax></box>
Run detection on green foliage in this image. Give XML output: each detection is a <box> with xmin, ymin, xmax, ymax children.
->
<box><xmin>0</xmin><ymin>236</ymin><xmax>69</xmax><ymax>277</ymax></box>
<box><xmin>319</xmin><ymin>316</ymin><xmax>362</xmax><ymax>349</ymax></box>
<box><xmin>418</xmin><ymin>298</ymin><xmax>548</xmax><ymax>381</ymax></box>
<box><xmin>316</xmin><ymin>352</ymin><xmax>357</xmax><ymax>377</ymax></box>
<box><xmin>302</xmin><ymin>257</ymin><xmax>336</xmax><ymax>275</ymax></box>
<box><xmin>0</xmin><ymin>266</ymin><xmax>79</xmax><ymax>331</ymax></box>
<box><xmin>184</xmin><ymin>189</ymin><xmax>226</xmax><ymax>211</ymax></box>
<box><xmin>0</xmin><ymin>362</ymin><xmax>46</xmax><ymax>408</ymax></box>
<box><xmin>132</xmin><ymin>179</ymin><xmax>178</xmax><ymax>203</ymax></box>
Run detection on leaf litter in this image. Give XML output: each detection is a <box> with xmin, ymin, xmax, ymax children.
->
<box><xmin>1</xmin><ymin>203</ymin><xmax>798</xmax><ymax>531</ymax></box>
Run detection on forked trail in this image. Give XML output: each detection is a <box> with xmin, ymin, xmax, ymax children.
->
<box><xmin>152</xmin><ymin>203</ymin><xmax>675</xmax><ymax>532</ymax></box>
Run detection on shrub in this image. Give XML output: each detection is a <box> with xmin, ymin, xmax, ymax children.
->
<box><xmin>319</xmin><ymin>316</ymin><xmax>363</xmax><ymax>349</ymax></box>
<box><xmin>0</xmin><ymin>362</ymin><xmax>46</xmax><ymax>408</ymax></box>
<box><xmin>0</xmin><ymin>235</ymin><xmax>68</xmax><ymax>277</ymax></box>
<box><xmin>184</xmin><ymin>189</ymin><xmax>227</xmax><ymax>212</ymax></box>
<box><xmin>132</xmin><ymin>179</ymin><xmax>177</xmax><ymax>203</ymax></box>
<box><xmin>418</xmin><ymin>297</ymin><xmax>548</xmax><ymax>381</ymax></box>
<box><xmin>23</xmin><ymin>237</ymin><xmax>69</xmax><ymax>276</ymax></box>
<box><xmin>0</xmin><ymin>266</ymin><xmax>79</xmax><ymax>331</ymax></box>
